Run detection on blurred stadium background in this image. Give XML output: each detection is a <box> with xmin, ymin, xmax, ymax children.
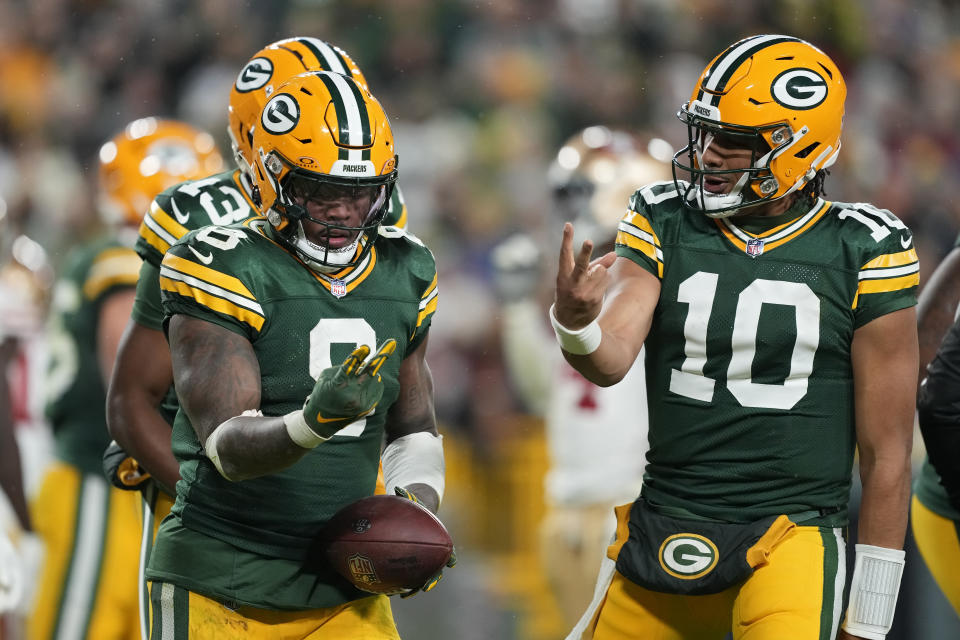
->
<box><xmin>1</xmin><ymin>0</ymin><xmax>959</xmax><ymax>638</ymax></box>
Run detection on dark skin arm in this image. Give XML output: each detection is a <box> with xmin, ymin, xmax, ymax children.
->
<box><xmin>383</xmin><ymin>335</ymin><xmax>440</xmax><ymax>513</ymax></box>
<box><xmin>0</xmin><ymin>338</ymin><xmax>31</xmax><ymax>531</ymax></box>
<box><xmin>106</xmin><ymin>319</ymin><xmax>180</xmax><ymax>495</ymax></box>
<box><xmin>168</xmin><ymin>314</ymin><xmax>307</xmax><ymax>481</ymax></box>
<box><xmin>169</xmin><ymin>315</ymin><xmax>440</xmax><ymax>511</ymax></box>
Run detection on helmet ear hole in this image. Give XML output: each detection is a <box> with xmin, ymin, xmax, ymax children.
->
<box><xmin>794</xmin><ymin>142</ymin><xmax>819</xmax><ymax>159</ymax></box>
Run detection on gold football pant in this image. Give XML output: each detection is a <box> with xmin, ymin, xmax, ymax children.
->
<box><xmin>910</xmin><ymin>495</ymin><xmax>960</xmax><ymax>618</ymax></box>
<box><xmin>28</xmin><ymin>462</ymin><xmax>142</xmax><ymax>640</ymax></box>
<box><xmin>568</xmin><ymin>523</ymin><xmax>846</xmax><ymax>640</ymax></box>
<box><xmin>147</xmin><ymin>582</ymin><xmax>399</xmax><ymax>639</ymax></box>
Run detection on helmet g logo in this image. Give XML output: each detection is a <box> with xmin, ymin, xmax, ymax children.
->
<box><xmin>236</xmin><ymin>57</ymin><xmax>274</xmax><ymax>93</ymax></box>
<box><xmin>658</xmin><ymin>534</ymin><xmax>719</xmax><ymax>580</ymax></box>
<box><xmin>771</xmin><ymin>68</ymin><xmax>828</xmax><ymax>110</ymax></box>
<box><xmin>262</xmin><ymin>94</ymin><xmax>300</xmax><ymax>135</ymax></box>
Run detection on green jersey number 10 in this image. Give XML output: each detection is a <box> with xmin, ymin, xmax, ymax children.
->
<box><xmin>669</xmin><ymin>272</ymin><xmax>820</xmax><ymax>410</ymax></box>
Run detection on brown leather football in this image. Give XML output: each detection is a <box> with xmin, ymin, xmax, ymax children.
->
<box><xmin>322</xmin><ymin>495</ymin><xmax>453</xmax><ymax>595</ymax></box>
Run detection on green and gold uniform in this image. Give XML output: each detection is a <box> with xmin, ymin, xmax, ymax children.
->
<box><xmin>129</xmin><ymin>170</ymin><xmax>407</xmax><ymax>637</ymax></box>
<box><xmin>572</xmin><ymin>181</ymin><xmax>918</xmax><ymax>640</ymax></box>
<box><xmin>145</xmin><ymin>219</ymin><xmax>436</xmax><ymax>634</ymax></box>
<box><xmin>30</xmin><ymin>238</ymin><xmax>143</xmax><ymax>640</ymax></box>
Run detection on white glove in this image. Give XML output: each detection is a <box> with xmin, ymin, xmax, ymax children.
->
<box><xmin>491</xmin><ymin>233</ymin><xmax>542</xmax><ymax>303</ymax></box>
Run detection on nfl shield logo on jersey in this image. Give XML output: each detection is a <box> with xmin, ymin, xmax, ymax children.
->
<box><xmin>330</xmin><ymin>279</ymin><xmax>347</xmax><ymax>298</ymax></box>
<box><xmin>745</xmin><ymin>238</ymin><xmax>765</xmax><ymax>258</ymax></box>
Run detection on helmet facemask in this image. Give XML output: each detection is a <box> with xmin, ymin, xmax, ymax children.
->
<box><xmin>673</xmin><ymin>106</ymin><xmax>805</xmax><ymax>219</ymax></box>
<box><xmin>266</xmin><ymin>160</ymin><xmax>395</xmax><ymax>273</ymax></box>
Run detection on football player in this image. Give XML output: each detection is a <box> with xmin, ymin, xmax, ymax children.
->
<box><xmin>912</xmin><ymin>242</ymin><xmax>960</xmax><ymax>617</ymax></box>
<box><xmin>554</xmin><ymin>35</ymin><xmax>916</xmax><ymax>640</ymax></box>
<box><xmin>143</xmin><ymin>70</ymin><xmax>447</xmax><ymax>638</ymax></box>
<box><xmin>28</xmin><ymin>117</ymin><xmax>220</xmax><ymax>640</ymax></box>
<box><xmin>104</xmin><ymin>37</ymin><xmax>408</xmax><ymax>638</ymax></box>
<box><xmin>493</xmin><ymin>127</ymin><xmax>670</xmax><ymax>625</ymax></box>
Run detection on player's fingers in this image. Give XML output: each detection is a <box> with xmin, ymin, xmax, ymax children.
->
<box><xmin>572</xmin><ymin>239</ymin><xmax>595</xmax><ymax>277</ymax></box>
<box><xmin>358</xmin><ymin>339</ymin><xmax>397</xmax><ymax>376</ymax></box>
<box><xmin>341</xmin><ymin>345</ymin><xmax>371</xmax><ymax>375</ymax></box>
<box><xmin>591</xmin><ymin>251</ymin><xmax>617</xmax><ymax>271</ymax></box>
<box><xmin>557</xmin><ymin>222</ymin><xmax>576</xmax><ymax>277</ymax></box>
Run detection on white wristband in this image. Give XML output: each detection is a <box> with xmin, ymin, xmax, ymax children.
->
<box><xmin>284</xmin><ymin>409</ymin><xmax>329</xmax><ymax>449</ymax></box>
<box><xmin>842</xmin><ymin>544</ymin><xmax>905</xmax><ymax>640</ymax></box>
<box><xmin>549</xmin><ymin>304</ymin><xmax>602</xmax><ymax>355</ymax></box>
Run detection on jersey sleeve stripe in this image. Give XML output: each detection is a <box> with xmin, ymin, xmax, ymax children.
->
<box><xmin>139</xmin><ymin>215</ymin><xmax>176</xmax><ymax>256</ymax></box>
<box><xmin>415</xmin><ymin>275</ymin><xmax>439</xmax><ymax>329</ymax></box>
<box><xmin>858</xmin><ymin>263</ymin><xmax>919</xmax><ymax>281</ymax></box>
<box><xmin>147</xmin><ymin>201</ymin><xmax>189</xmax><ymax>241</ymax></box>
<box><xmin>159</xmin><ymin>266</ymin><xmax>264</xmax><ymax>329</ymax></box>
<box><xmin>857</xmin><ymin>273</ymin><xmax>919</xmax><ymax>296</ymax></box>
<box><xmin>161</xmin><ymin>254</ymin><xmax>258</xmax><ymax>301</ymax></box>
<box><xmin>83</xmin><ymin>248</ymin><xmax>141</xmax><ymax>299</ymax></box>
<box><xmin>860</xmin><ymin>248</ymin><xmax>918</xmax><ymax>271</ymax></box>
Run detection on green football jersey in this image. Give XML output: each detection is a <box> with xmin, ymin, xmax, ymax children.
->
<box><xmin>46</xmin><ymin>237</ymin><xmax>142</xmax><ymax>474</ymax></box>
<box><xmin>146</xmin><ymin>219</ymin><xmax>437</xmax><ymax>609</ymax></box>
<box><xmin>616</xmin><ymin>181</ymin><xmax>918</xmax><ymax>525</ymax></box>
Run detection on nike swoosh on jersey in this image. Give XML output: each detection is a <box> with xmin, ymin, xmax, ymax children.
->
<box><xmin>900</xmin><ymin>234</ymin><xmax>912</xmax><ymax>248</ymax></box>
<box><xmin>188</xmin><ymin>245</ymin><xmax>213</xmax><ymax>265</ymax></box>
<box><xmin>171</xmin><ymin>199</ymin><xmax>190</xmax><ymax>224</ymax></box>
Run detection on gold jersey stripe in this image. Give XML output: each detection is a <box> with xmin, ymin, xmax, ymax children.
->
<box><xmin>159</xmin><ymin>276</ymin><xmax>265</xmax><ymax>331</ymax></box>
<box><xmin>415</xmin><ymin>290</ymin><xmax>438</xmax><ymax>330</ymax></box>
<box><xmin>419</xmin><ymin>273</ymin><xmax>438</xmax><ymax>305</ymax></box>
<box><xmin>851</xmin><ymin>272</ymin><xmax>920</xmax><ymax>309</ymax></box>
<box><xmin>716</xmin><ymin>200</ymin><xmax>830</xmax><ymax>253</ymax></box>
<box><xmin>621</xmin><ymin>210</ymin><xmax>659</xmax><ymax>241</ymax></box>
<box><xmin>616</xmin><ymin>229</ymin><xmax>663</xmax><ymax>278</ymax></box>
<box><xmin>83</xmin><ymin>248</ymin><xmax>141</xmax><ymax>299</ymax></box>
<box><xmin>861</xmin><ymin>248</ymin><xmax>919</xmax><ymax>271</ymax></box>
<box><xmin>147</xmin><ymin>200</ymin><xmax>189</xmax><ymax>242</ymax></box>
<box><xmin>308</xmin><ymin>246</ymin><xmax>379</xmax><ymax>294</ymax></box>
<box><xmin>161</xmin><ymin>254</ymin><xmax>257</xmax><ymax>302</ymax></box>
<box><xmin>138</xmin><ymin>223</ymin><xmax>172</xmax><ymax>257</ymax></box>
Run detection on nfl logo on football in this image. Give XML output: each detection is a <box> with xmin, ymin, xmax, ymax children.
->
<box><xmin>746</xmin><ymin>238</ymin><xmax>765</xmax><ymax>258</ymax></box>
<box><xmin>331</xmin><ymin>279</ymin><xmax>347</xmax><ymax>298</ymax></box>
<box><xmin>348</xmin><ymin>553</ymin><xmax>379</xmax><ymax>585</ymax></box>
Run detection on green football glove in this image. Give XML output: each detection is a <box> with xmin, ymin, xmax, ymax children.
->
<box><xmin>301</xmin><ymin>339</ymin><xmax>397</xmax><ymax>440</ymax></box>
<box><xmin>101</xmin><ymin>440</ymin><xmax>152</xmax><ymax>491</ymax></box>
<box><xmin>394</xmin><ymin>486</ymin><xmax>458</xmax><ymax>598</ymax></box>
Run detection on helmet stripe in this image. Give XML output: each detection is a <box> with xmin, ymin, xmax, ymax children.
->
<box><xmin>698</xmin><ymin>34</ymin><xmax>801</xmax><ymax>106</ymax></box>
<box><xmin>316</xmin><ymin>72</ymin><xmax>372</xmax><ymax>155</ymax></box>
<box><xmin>297</xmin><ymin>38</ymin><xmax>350</xmax><ymax>77</ymax></box>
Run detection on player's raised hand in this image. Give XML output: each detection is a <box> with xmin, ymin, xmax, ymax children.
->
<box><xmin>299</xmin><ymin>339</ymin><xmax>397</xmax><ymax>440</ymax></box>
<box><xmin>554</xmin><ymin>222</ymin><xmax>616</xmax><ymax>329</ymax></box>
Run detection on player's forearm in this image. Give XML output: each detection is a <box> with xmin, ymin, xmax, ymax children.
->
<box><xmin>560</xmin><ymin>326</ymin><xmax>638</xmax><ymax>386</ymax></box>
<box><xmin>204</xmin><ymin>413</ymin><xmax>310</xmax><ymax>481</ymax></box>
<box><xmin>856</xmin><ymin>450</ymin><xmax>911</xmax><ymax>549</ymax></box>
<box><xmin>107</xmin><ymin>391</ymin><xmax>181</xmax><ymax>494</ymax></box>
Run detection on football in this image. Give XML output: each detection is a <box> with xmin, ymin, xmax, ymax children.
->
<box><xmin>322</xmin><ymin>495</ymin><xmax>454</xmax><ymax>595</ymax></box>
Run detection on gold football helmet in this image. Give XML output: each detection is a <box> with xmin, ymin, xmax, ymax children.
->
<box><xmin>98</xmin><ymin>117</ymin><xmax>223</xmax><ymax>226</ymax></box>
<box><xmin>228</xmin><ymin>38</ymin><xmax>369</xmax><ymax>184</ymax></box>
<box><xmin>673</xmin><ymin>35</ymin><xmax>846</xmax><ymax>217</ymax></box>
<box><xmin>252</xmin><ymin>71</ymin><xmax>397</xmax><ymax>273</ymax></box>
<box><xmin>550</xmin><ymin>126</ymin><xmax>673</xmax><ymax>246</ymax></box>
